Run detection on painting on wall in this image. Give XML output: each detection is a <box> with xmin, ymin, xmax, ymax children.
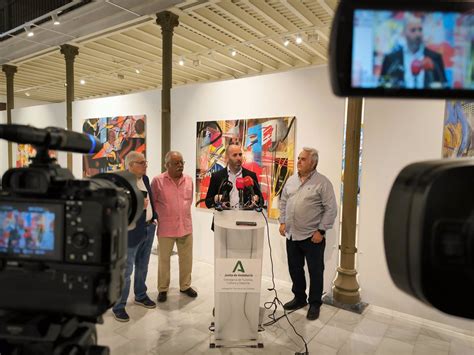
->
<box><xmin>16</xmin><ymin>144</ymin><xmax>57</xmax><ymax>168</ymax></box>
<box><xmin>195</xmin><ymin>116</ymin><xmax>296</xmax><ymax>219</ymax></box>
<box><xmin>442</xmin><ymin>101</ymin><xmax>474</xmax><ymax>158</ymax></box>
<box><xmin>82</xmin><ymin>115</ymin><xmax>146</xmax><ymax>177</ymax></box>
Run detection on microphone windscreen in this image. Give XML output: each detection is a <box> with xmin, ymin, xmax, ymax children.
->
<box><xmin>244</xmin><ymin>176</ymin><xmax>254</xmax><ymax>187</ymax></box>
<box><xmin>236</xmin><ymin>177</ymin><xmax>245</xmax><ymax>190</ymax></box>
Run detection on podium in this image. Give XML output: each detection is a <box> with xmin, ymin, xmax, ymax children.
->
<box><xmin>211</xmin><ymin>209</ymin><xmax>265</xmax><ymax>348</ymax></box>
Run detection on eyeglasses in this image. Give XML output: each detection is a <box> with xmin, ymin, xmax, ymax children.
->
<box><xmin>133</xmin><ymin>160</ymin><xmax>148</xmax><ymax>166</ymax></box>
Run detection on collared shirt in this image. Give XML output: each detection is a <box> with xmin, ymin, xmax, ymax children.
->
<box><xmin>227</xmin><ymin>166</ymin><xmax>242</xmax><ymax>209</ymax></box>
<box><xmin>151</xmin><ymin>172</ymin><xmax>193</xmax><ymax>238</ymax></box>
<box><xmin>136</xmin><ymin>177</ymin><xmax>152</xmax><ymax>222</ymax></box>
<box><xmin>279</xmin><ymin>170</ymin><xmax>337</xmax><ymax>241</ymax></box>
<box><xmin>403</xmin><ymin>44</ymin><xmax>425</xmax><ymax>89</ymax></box>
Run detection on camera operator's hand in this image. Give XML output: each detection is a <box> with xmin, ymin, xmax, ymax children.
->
<box><xmin>279</xmin><ymin>223</ymin><xmax>286</xmax><ymax>237</ymax></box>
<box><xmin>144</xmin><ymin>197</ymin><xmax>149</xmax><ymax>210</ymax></box>
<box><xmin>252</xmin><ymin>195</ymin><xmax>259</xmax><ymax>205</ymax></box>
<box><xmin>214</xmin><ymin>194</ymin><xmax>223</xmax><ymax>203</ymax></box>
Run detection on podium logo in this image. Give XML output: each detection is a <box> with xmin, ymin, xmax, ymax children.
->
<box><xmin>232</xmin><ymin>260</ymin><xmax>245</xmax><ymax>273</ymax></box>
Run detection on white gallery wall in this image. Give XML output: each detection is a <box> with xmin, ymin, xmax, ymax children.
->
<box><xmin>0</xmin><ymin>65</ymin><xmax>471</xmax><ymax>332</ymax></box>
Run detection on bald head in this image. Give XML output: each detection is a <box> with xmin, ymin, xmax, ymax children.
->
<box><xmin>226</xmin><ymin>144</ymin><xmax>243</xmax><ymax>173</ymax></box>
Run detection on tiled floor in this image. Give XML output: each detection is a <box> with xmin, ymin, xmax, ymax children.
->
<box><xmin>97</xmin><ymin>255</ymin><xmax>474</xmax><ymax>354</ymax></box>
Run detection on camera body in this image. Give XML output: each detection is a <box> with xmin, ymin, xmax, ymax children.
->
<box><xmin>0</xmin><ymin>163</ymin><xmax>130</xmax><ymax>319</ymax></box>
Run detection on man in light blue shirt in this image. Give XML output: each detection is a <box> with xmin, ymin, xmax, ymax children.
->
<box><xmin>279</xmin><ymin>147</ymin><xmax>337</xmax><ymax>320</ymax></box>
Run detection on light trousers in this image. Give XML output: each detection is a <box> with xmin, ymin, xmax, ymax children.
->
<box><xmin>158</xmin><ymin>234</ymin><xmax>193</xmax><ymax>292</ymax></box>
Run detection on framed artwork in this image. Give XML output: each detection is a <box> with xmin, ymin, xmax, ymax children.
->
<box><xmin>16</xmin><ymin>144</ymin><xmax>57</xmax><ymax>167</ymax></box>
<box><xmin>82</xmin><ymin>115</ymin><xmax>146</xmax><ymax>177</ymax></box>
<box><xmin>442</xmin><ymin>101</ymin><xmax>474</xmax><ymax>158</ymax></box>
<box><xmin>195</xmin><ymin>116</ymin><xmax>296</xmax><ymax>219</ymax></box>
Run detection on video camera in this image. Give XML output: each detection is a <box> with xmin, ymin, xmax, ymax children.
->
<box><xmin>0</xmin><ymin>124</ymin><xmax>144</xmax><ymax>354</ymax></box>
<box><xmin>330</xmin><ymin>0</ymin><xmax>473</xmax><ymax>319</ymax></box>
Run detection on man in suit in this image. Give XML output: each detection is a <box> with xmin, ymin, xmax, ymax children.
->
<box><xmin>380</xmin><ymin>13</ymin><xmax>447</xmax><ymax>89</ymax></box>
<box><xmin>112</xmin><ymin>151</ymin><xmax>157</xmax><ymax>322</ymax></box>
<box><xmin>205</xmin><ymin>144</ymin><xmax>263</xmax><ymax>211</ymax></box>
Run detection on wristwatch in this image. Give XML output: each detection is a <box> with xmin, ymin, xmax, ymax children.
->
<box><xmin>318</xmin><ymin>229</ymin><xmax>326</xmax><ymax>235</ymax></box>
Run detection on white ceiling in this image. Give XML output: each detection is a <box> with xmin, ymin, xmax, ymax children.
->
<box><xmin>0</xmin><ymin>0</ymin><xmax>338</xmax><ymax>103</ymax></box>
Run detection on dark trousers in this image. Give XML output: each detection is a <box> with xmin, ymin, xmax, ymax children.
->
<box><xmin>286</xmin><ymin>236</ymin><xmax>325</xmax><ymax>307</ymax></box>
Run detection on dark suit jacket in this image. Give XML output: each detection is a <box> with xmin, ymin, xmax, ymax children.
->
<box><xmin>204</xmin><ymin>167</ymin><xmax>263</xmax><ymax>209</ymax></box>
<box><xmin>380</xmin><ymin>47</ymin><xmax>447</xmax><ymax>88</ymax></box>
<box><xmin>128</xmin><ymin>175</ymin><xmax>157</xmax><ymax>248</ymax></box>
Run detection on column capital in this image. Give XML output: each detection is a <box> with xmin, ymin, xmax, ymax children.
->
<box><xmin>2</xmin><ymin>64</ymin><xmax>17</xmax><ymax>77</ymax></box>
<box><xmin>155</xmin><ymin>11</ymin><xmax>179</xmax><ymax>32</ymax></box>
<box><xmin>60</xmin><ymin>44</ymin><xmax>79</xmax><ymax>61</ymax></box>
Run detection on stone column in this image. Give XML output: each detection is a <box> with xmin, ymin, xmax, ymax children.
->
<box><xmin>2</xmin><ymin>64</ymin><xmax>17</xmax><ymax>168</ymax></box>
<box><xmin>60</xmin><ymin>44</ymin><xmax>79</xmax><ymax>171</ymax></box>
<box><xmin>156</xmin><ymin>11</ymin><xmax>179</xmax><ymax>172</ymax></box>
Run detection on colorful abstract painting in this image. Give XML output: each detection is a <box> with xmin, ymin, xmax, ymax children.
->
<box><xmin>82</xmin><ymin>115</ymin><xmax>146</xmax><ymax>177</ymax></box>
<box><xmin>16</xmin><ymin>144</ymin><xmax>57</xmax><ymax>167</ymax></box>
<box><xmin>195</xmin><ymin>117</ymin><xmax>296</xmax><ymax>219</ymax></box>
<box><xmin>442</xmin><ymin>101</ymin><xmax>474</xmax><ymax>158</ymax></box>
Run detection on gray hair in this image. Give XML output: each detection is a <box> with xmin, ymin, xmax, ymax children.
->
<box><xmin>125</xmin><ymin>151</ymin><xmax>144</xmax><ymax>169</ymax></box>
<box><xmin>164</xmin><ymin>151</ymin><xmax>183</xmax><ymax>166</ymax></box>
<box><xmin>302</xmin><ymin>147</ymin><xmax>319</xmax><ymax>169</ymax></box>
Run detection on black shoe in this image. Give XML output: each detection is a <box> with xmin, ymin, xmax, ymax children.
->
<box><xmin>180</xmin><ymin>287</ymin><xmax>198</xmax><ymax>298</ymax></box>
<box><xmin>113</xmin><ymin>308</ymin><xmax>130</xmax><ymax>322</ymax></box>
<box><xmin>157</xmin><ymin>292</ymin><xmax>167</xmax><ymax>303</ymax></box>
<box><xmin>134</xmin><ymin>296</ymin><xmax>156</xmax><ymax>309</ymax></box>
<box><xmin>283</xmin><ymin>298</ymin><xmax>307</xmax><ymax>311</ymax></box>
<box><xmin>307</xmin><ymin>305</ymin><xmax>320</xmax><ymax>320</ymax></box>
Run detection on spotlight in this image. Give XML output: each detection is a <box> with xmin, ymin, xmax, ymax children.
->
<box><xmin>80</xmin><ymin>79</ymin><xmax>86</xmax><ymax>85</ymax></box>
<box><xmin>25</xmin><ymin>25</ymin><xmax>34</xmax><ymax>37</ymax></box>
<box><xmin>135</xmin><ymin>68</ymin><xmax>141</xmax><ymax>74</ymax></box>
<box><xmin>283</xmin><ymin>38</ymin><xmax>290</xmax><ymax>47</ymax></box>
<box><xmin>230</xmin><ymin>48</ymin><xmax>237</xmax><ymax>57</ymax></box>
<box><xmin>52</xmin><ymin>13</ymin><xmax>60</xmax><ymax>26</ymax></box>
<box><xmin>178</xmin><ymin>57</ymin><xmax>185</xmax><ymax>66</ymax></box>
<box><xmin>295</xmin><ymin>34</ymin><xmax>303</xmax><ymax>44</ymax></box>
<box><xmin>25</xmin><ymin>92</ymin><xmax>31</xmax><ymax>97</ymax></box>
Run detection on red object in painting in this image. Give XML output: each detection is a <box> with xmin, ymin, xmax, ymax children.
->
<box><xmin>411</xmin><ymin>59</ymin><xmax>423</xmax><ymax>76</ymax></box>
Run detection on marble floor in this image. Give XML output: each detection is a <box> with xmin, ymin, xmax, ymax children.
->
<box><xmin>97</xmin><ymin>254</ymin><xmax>474</xmax><ymax>354</ymax></box>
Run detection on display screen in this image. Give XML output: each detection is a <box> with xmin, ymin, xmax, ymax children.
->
<box><xmin>351</xmin><ymin>10</ymin><xmax>474</xmax><ymax>90</ymax></box>
<box><xmin>0</xmin><ymin>203</ymin><xmax>63</xmax><ymax>261</ymax></box>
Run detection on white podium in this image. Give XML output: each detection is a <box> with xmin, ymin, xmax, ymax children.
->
<box><xmin>211</xmin><ymin>209</ymin><xmax>265</xmax><ymax>349</ymax></box>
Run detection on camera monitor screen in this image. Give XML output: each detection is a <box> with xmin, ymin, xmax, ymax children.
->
<box><xmin>0</xmin><ymin>203</ymin><xmax>63</xmax><ymax>261</ymax></box>
<box><xmin>351</xmin><ymin>10</ymin><xmax>473</xmax><ymax>91</ymax></box>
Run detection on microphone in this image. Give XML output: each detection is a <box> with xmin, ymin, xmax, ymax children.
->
<box><xmin>216</xmin><ymin>180</ymin><xmax>233</xmax><ymax>211</ymax></box>
<box><xmin>411</xmin><ymin>59</ymin><xmax>423</xmax><ymax>76</ymax></box>
<box><xmin>236</xmin><ymin>177</ymin><xmax>245</xmax><ymax>209</ymax></box>
<box><xmin>0</xmin><ymin>124</ymin><xmax>102</xmax><ymax>154</ymax></box>
<box><xmin>243</xmin><ymin>176</ymin><xmax>262</xmax><ymax>211</ymax></box>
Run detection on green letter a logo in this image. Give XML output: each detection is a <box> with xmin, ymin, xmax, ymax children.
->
<box><xmin>233</xmin><ymin>260</ymin><xmax>245</xmax><ymax>273</ymax></box>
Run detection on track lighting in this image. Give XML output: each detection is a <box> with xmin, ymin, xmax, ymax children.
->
<box><xmin>178</xmin><ymin>57</ymin><xmax>185</xmax><ymax>66</ymax></box>
<box><xmin>80</xmin><ymin>79</ymin><xmax>86</xmax><ymax>85</ymax></box>
<box><xmin>283</xmin><ymin>38</ymin><xmax>290</xmax><ymax>47</ymax></box>
<box><xmin>135</xmin><ymin>68</ymin><xmax>141</xmax><ymax>74</ymax></box>
<box><xmin>295</xmin><ymin>34</ymin><xmax>303</xmax><ymax>44</ymax></box>
<box><xmin>230</xmin><ymin>48</ymin><xmax>237</xmax><ymax>57</ymax></box>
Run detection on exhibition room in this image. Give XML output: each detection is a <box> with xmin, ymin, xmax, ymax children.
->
<box><xmin>0</xmin><ymin>0</ymin><xmax>473</xmax><ymax>354</ymax></box>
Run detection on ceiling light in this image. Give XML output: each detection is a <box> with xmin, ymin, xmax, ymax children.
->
<box><xmin>64</xmin><ymin>82</ymin><xmax>67</xmax><ymax>87</ymax></box>
<box><xmin>135</xmin><ymin>68</ymin><xmax>140</xmax><ymax>74</ymax></box>
<box><xmin>295</xmin><ymin>34</ymin><xmax>303</xmax><ymax>45</ymax></box>
<box><xmin>117</xmin><ymin>73</ymin><xmax>125</xmax><ymax>80</ymax></box>
<box><xmin>25</xmin><ymin>92</ymin><xmax>31</xmax><ymax>97</ymax></box>
<box><xmin>283</xmin><ymin>38</ymin><xmax>290</xmax><ymax>47</ymax></box>
<box><xmin>52</xmin><ymin>13</ymin><xmax>60</xmax><ymax>25</ymax></box>
<box><xmin>230</xmin><ymin>48</ymin><xmax>237</xmax><ymax>57</ymax></box>
<box><xmin>80</xmin><ymin>79</ymin><xmax>86</xmax><ymax>85</ymax></box>
<box><xmin>178</xmin><ymin>57</ymin><xmax>184</xmax><ymax>66</ymax></box>
<box><xmin>25</xmin><ymin>25</ymin><xmax>34</xmax><ymax>37</ymax></box>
